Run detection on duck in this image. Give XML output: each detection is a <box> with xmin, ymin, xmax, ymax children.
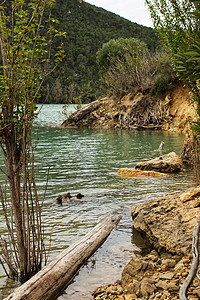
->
<box><xmin>76</xmin><ymin>193</ymin><xmax>84</xmax><ymax>199</ymax></box>
<box><xmin>55</xmin><ymin>192</ymin><xmax>72</xmax><ymax>204</ymax></box>
<box><xmin>62</xmin><ymin>192</ymin><xmax>72</xmax><ymax>202</ymax></box>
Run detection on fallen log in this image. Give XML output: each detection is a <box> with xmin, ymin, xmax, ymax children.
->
<box><xmin>5</xmin><ymin>213</ymin><xmax>121</xmax><ymax>300</ymax></box>
<box><xmin>61</xmin><ymin>99</ymin><xmax>101</xmax><ymax>127</ymax></box>
<box><xmin>135</xmin><ymin>124</ymin><xmax>161</xmax><ymax>130</ymax></box>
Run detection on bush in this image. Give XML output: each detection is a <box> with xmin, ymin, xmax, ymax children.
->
<box><xmin>97</xmin><ymin>38</ymin><xmax>151</xmax><ymax>98</ymax></box>
<box><xmin>151</xmin><ymin>53</ymin><xmax>176</xmax><ymax>96</ymax></box>
<box><xmin>97</xmin><ymin>38</ymin><xmax>177</xmax><ymax>99</ymax></box>
<box><xmin>97</xmin><ymin>38</ymin><xmax>148</xmax><ymax>75</ymax></box>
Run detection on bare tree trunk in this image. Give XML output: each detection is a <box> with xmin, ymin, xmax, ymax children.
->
<box><xmin>7</xmin><ymin>154</ymin><xmax>28</xmax><ymax>280</ymax></box>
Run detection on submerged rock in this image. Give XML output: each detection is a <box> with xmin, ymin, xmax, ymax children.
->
<box><xmin>135</xmin><ymin>152</ymin><xmax>183</xmax><ymax>173</ymax></box>
<box><xmin>117</xmin><ymin>168</ymin><xmax>168</xmax><ymax>178</ymax></box>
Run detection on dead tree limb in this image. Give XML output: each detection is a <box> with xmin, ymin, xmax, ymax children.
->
<box><xmin>5</xmin><ymin>213</ymin><xmax>121</xmax><ymax>300</ymax></box>
<box><xmin>179</xmin><ymin>217</ymin><xmax>200</xmax><ymax>300</ymax></box>
<box><xmin>61</xmin><ymin>99</ymin><xmax>101</xmax><ymax>126</ymax></box>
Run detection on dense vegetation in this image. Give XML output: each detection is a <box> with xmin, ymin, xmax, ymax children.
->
<box><xmin>97</xmin><ymin>37</ymin><xmax>176</xmax><ymax>99</ymax></box>
<box><xmin>41</xmin><ymin>0</ymin><xmax>159</xmax><ymax>103</ymax></box>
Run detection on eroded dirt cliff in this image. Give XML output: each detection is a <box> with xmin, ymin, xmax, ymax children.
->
<box><xmin>62</xmin><ymin>84</ymin><xmax>197</xmax><ymax>133</ymax></box>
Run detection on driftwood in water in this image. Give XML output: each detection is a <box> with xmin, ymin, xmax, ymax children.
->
<box><xmin>179</xmin><ymin>217</ymin><xmax>200</xmax><ymax>300</ymax></box>
<box><xmin>5</xmin><ymin>213</ymin><xmax>121</xmax><ymax>300</ymax></box>
<box><xmin>61</xmin><ymin>99</ymin><xmax>101</xmax><ymax>126</ymax></box>
<box><xmin>135</xmin><ymin>124</ymin><xmax>161</xmax><ymax>130</ymax></box>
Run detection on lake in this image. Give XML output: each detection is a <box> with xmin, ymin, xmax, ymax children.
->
<box><xmin>0</xmin><ymin>104</ymin><xmax>194</xmax><ymax>299</ymax></box>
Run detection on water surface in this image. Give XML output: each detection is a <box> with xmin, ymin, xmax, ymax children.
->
<box><xmin>0</xmin><ymin>104</ymin><xmax>194</xmax><ymax>299</ymax></box>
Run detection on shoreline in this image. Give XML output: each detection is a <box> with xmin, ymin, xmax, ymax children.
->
<box><xmin>92</xmin><ymin>186</ymin><xmax>200</xmax><ymax>300</ymax></box>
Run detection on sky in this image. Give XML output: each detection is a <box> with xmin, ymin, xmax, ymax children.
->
<box><xmin>84</xmin><ymin>0</ymin><xmax>153</xmax><ymax>28</ymax></box>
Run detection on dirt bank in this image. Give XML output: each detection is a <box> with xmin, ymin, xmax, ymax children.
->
<box><xmin>62</xmin><ymin>84</ymin><xmax>197</xmax><ymax>133</ymax></box>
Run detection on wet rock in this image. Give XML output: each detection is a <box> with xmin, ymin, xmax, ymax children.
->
<box><xmin>117</xmin><ymin>168</ymin><xmax>168</xmax><ymax>178</ymax></box>
<box><xmin>135</xmin><ymin>152</ymin><xmax>183</xmax><ymax>173</ymax></box>
<box><xmin>92</xmin><ymin>185</ymin><xmax>200</xmax><ymax>300</ymax></box>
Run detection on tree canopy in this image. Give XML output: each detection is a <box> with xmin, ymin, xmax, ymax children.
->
<box><xmin>40</xmin><ymin>0</ymin><xmax>160</xmax><ymax>103</ymax></box>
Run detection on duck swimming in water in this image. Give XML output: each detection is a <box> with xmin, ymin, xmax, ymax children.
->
<box><xmin>76</xmin><ymin>193</ymin><xmax>84</xmax><ymax>199</ymax></box>
<box><xmin>56</xmin><ymin>192</ymin><xmax>84</xmax><ymax>204</ymax></box>
<box><xmin>56</xmin><ymin>192</ymin><xmax>72</xmax><ymax>204</ymax></box>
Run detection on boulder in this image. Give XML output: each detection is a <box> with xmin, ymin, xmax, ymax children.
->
<box><xmin>117</xmin><ymin>168</ymin><xmax>168</xmax><ymax>178</ymax></box>
<box><xmin>131</xmin><ymin>186</ymin><xmax>200</xmax><ymax>255</ymax></box>
<box><xmin>135</xmin><ymin>152</ymin><xmax>183</xmax><ymax>173</ymax></box>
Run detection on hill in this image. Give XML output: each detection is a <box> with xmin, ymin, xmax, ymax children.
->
<box><xmin>42</xmin><ymin>0</ymin><xmax>159</xmax><ymax>103</ymax></box>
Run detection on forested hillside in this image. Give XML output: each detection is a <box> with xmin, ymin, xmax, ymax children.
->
<box><xmin>42</xmin><ymin>0</ymin><xmax>159</xmax><ymax>103</ymax></box>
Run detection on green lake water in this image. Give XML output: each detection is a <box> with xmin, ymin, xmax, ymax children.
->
<box><xmin>0</xmin><ymin>104</ymin><xmax>195</xmax><ymax>299</ymax></box>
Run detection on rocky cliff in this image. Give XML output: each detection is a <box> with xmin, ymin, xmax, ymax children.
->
<box><xmin>62</xmin><ymin>84</ymin><xmax>197</xmax><ymax>133</ymax></box>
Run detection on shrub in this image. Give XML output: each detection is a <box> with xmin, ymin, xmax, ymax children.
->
<box><xmin>151</xmin><ymin>53</ymin><xmax>176</xmax><ymax>96</ymax></box>
<box><xmin>97</xmin><ymin>37</ymin><xmax>176</xmax><ymax>99</ymax></box>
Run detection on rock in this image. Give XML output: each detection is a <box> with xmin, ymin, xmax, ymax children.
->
<box><xmin>158</xmin><ymin>272</ymin><xmax>175</xmax><ymax>280</ymax></box>
<box><xmin>135</xmin><ymin>152</ymin><xmax>183</xmax><ymax>173</ymax></box>
<box><xmin>125</xmin><ymin>280</ymin><xmax>140</xmax><ymax>295</ymax></box>
<box><xmin>140</xmin><ymin>278</ymin><xmax>155</xmax><ymax>297</ymax></box>
<box><xmin>131</xmin><ymin>187</ymin><xmax>200</xmax><ymax>255</ymax></box>
<box><xmin>179</xmin><ymin>186</ymin><xmax>200</xmax><ymax>203</ymax></box>
<box><xmin>156</xmin><ymin>280</ymin><xmax>169</xmax><ymax>290</ymax></box>
<box><xmin>161</xmin><ymin>259</ymin><xmax>176</xmax><ymax>269</ymax></box>
<box><xmin>117</xmin><ymin>168</ymin><xmax>168</xmax><ymax>178</ymax></box>
<box><xmin>124</xmin><ymin>295</ymin><xmax>137</xmax><ymax>300</ymax></box>
<box><xmin>92</xmin><ymin>185</ymin><xmax>200</xmax><ymax>300</ymax></box>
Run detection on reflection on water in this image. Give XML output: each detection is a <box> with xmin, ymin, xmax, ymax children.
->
<box><xmin>0</xmin><ymin>104</ymin><xmax>195</xmax><ymax>299</ymax></box>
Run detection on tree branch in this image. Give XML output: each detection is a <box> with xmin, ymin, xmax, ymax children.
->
<box><xmin>179</xmin><ymin>217</ymin><xmax>200</xmax><ymax>300</ymax></box>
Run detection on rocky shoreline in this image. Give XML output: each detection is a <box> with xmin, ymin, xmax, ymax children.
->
<box><xmin>91</xmin><ymin>186</ymin><xmax>200</xmax><ymax>300</ymax></box>
<box><xmin>61</xmin><ymin>84</ymin><xmax>199</xmax><ymax>299</ymax></box>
